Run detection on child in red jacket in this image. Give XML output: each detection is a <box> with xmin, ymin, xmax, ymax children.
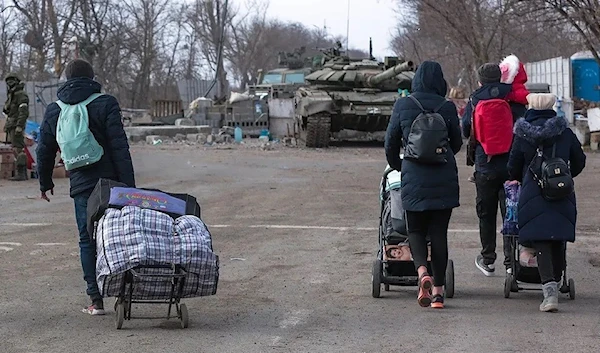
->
<box><xmin>499</xmin><ymin>54</ymin><xmax>529</xmax><ymax>120</ymax></box>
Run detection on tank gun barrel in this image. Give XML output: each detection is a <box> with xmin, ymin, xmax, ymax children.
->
<box><xmin>366</xmin><ymin>61</ymin><xmax>414</xmax><ymax>87</ymax></box>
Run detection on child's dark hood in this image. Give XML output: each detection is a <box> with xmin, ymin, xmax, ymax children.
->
<box><xmin>514</xmin><ymin>109</ymin><xmax>568</xmax><ymax>145</ymax></box>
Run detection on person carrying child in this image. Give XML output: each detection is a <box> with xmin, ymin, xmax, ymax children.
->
<box><xmin>467</xmin><ymin>54</ymin><xmax>529</xmax><ymax>183</ymax></box>
<box><xmin>507</xmin><ymin>93</ymin><xmax>586</xmax><ymax>312</ymax></box>
<box><xmin>462</xmin><ymin>63</ymin><xmax>514</xmax><ymax>277</ymax></box>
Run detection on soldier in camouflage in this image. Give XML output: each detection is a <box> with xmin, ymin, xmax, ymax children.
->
<box><xmin>3</xmin><ymin>73</ymin><xmax>29</xmax><ymax>181</ymax></box>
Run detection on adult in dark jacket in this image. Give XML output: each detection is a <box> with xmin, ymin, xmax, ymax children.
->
<box><xmin>36</xmin><ymin>59</ymin><xmax>136</xmax><ymax>316</ymax></box>
<box><xmin>385</xmin><ymin>61</ymin><xmax>462</xmax><ymax>309</ymax></box>
<box><xmin>507</xmin><ymin>93</ymin><xmax>585</xmax><ymax>312</ymax></box>
<box><xmin>462</xmin><ymin>63</ymin><xmax>513</xmax><ymax>277</ymax></box>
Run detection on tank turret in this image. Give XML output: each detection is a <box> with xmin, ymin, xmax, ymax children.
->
<box><xmin>366</xmin><ymin>61</ymin><xmax>414</xmax><ymax>87</ymax></box>
<box><xmin>294</xmin><ymin>39</ymin><xmax>416</xmax><ymax>148</ymax></box>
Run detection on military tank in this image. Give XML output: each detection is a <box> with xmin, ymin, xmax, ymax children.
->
<box><xmin>294</xmin><ymin>46</ymin><xmax>415</xmax><ymax>148</ymax></box>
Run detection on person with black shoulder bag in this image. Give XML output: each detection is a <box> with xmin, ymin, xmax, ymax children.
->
<box><xmin>507</xmin><ymin>93</ymin><xmax>586</xmax><ymax>312</ymax></box>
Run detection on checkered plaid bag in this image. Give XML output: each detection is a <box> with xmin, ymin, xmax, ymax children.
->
<box><xmin>96</xmin><ymin>206</ymin><xmax>219</xmax><ymax>299</ymax></box>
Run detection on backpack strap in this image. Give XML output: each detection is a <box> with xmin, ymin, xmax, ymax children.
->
<box><xmin>409</xmin><ymin>95</ymin><xmax>447</xmax><ymax>113</ymax></box>
<box><xmin>432</xmin><ymin>99</ymin><xmax>447</xmax><ymax>113</ymax></box>
<box><xmin>409</xmin><ymin>95</ymin><xmax>426</xmax><ymax>112</ymax></box>
<box><xmin>551</xmin><ymin>142</ymin><xmax>557</xmax><ymax>158</ymax></box>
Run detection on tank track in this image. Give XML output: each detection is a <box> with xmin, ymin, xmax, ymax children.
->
<box><xmin>305</xmin><ymin>115</ymin><xmax>331</xmax><ymax>148</ymax></box>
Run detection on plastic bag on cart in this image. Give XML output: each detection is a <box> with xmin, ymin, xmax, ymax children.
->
<box><xmin>501</xmin><ymin>182</ymin><xmax>520</xmax><ymax>236</ymax></box>
<box><xmin>96</xmin><ymin>206</ymin><xmax>218</xmax><ymax>299</ymax></box>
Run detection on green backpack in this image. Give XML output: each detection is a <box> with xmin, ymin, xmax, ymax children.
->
<box><xmin>56</xmin><ymin>93</ymin><xmax>105</xmax><ymax>171</ymax></box>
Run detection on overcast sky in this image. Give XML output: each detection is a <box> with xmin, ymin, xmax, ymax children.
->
<box><xmin>252</xmin><ymin>0</ymin><xmax>400</xmax><ymax>58</ymax></box>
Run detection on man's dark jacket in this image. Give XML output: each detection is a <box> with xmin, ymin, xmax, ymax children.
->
<box><xmin>36</xmin><ymin>77</ymin><xmax>135</xmax><ymax>197</ymax></box>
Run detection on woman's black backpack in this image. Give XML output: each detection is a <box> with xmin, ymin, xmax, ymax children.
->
<box><xmin>529</xmin><ymin>143</ymin><xmax>574</xmax><ymax>201</ymax></box>
<box><xmin>403</xmin><ymin>96</ymin><xmax>449</xmax><ymax>164</ymax></box>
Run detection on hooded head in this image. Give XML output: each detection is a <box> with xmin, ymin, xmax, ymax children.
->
<box><xmin>411</xmin><ymin>61</ymin><xmax>448</xmax><ymax>96</ymax></box>
<box><xmin>500</xmin><ymin>54</ymin><xmax>528</xmax><ymax>85</ymax></box>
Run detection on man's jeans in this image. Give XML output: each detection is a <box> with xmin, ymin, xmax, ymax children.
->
<box><xmin>74</xmin><ymin>190</ymin><xmax>101</xmax><ymax>300</ymax></box>
<box><xmin>475</xmin><ymin>172</ymin><xmax>511</xmax><ymax>268</ymax></box>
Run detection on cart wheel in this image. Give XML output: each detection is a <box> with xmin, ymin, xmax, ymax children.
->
<box><xmin>445</xmin><ymin>259</ymin><xmax>455</xmax><ymax>298</ymax></box>
<box><xmin>179</xmin><ymin>303</ymin><xmax>189</xmax><ymax>329</ymax></box>
<box><xmin>371</xmin><ymin>260</ymin><xmax>382</xmax><ymax>298</ymax></box>
<box><xmin>115</xmin><ymin>302</ymin><xmax>125</xmax><ymax>329</ymax></box>
<box><xmin>504</xmin><ymin>275</ymin><xmax>513</xmax><ymax>298</ymax></box>
<box><xmin>384</xmin><ymin>284</ymin><xmax>390</xmax><ymax>292</ymax></box>
<box><xmin>568</xmin><ymin>278</ymin><xmax>575</xmax><ymax>300</ymax></box>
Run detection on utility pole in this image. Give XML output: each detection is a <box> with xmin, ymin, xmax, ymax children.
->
<box><xmin>346</xmin><ymin>0</ymin><xmax>350</xmax><ymax>51</ymax></box>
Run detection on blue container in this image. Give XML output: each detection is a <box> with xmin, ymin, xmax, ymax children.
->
<box><xmin>572</xmin><ymin>57</ymin><xmax>600</xmax><ymax>102</ymax></box>
<box><xmin>234</xmin><ymin>126</ymin><xmax>243</xmax><ymax>143</ymax></box>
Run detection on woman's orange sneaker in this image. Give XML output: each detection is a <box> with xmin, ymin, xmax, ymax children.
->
<box><xmin>417</xmin><ymin>274</ymin><xmax>433</xmax><ymax>307</ymax></box>
<box><xmin>431</xmin><ymin>294</ymin><xmax>444</xmax><ymax>309</ymax></box>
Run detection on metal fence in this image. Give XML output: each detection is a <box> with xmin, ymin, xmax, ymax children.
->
<box><xmin>525</xmin><ymin>57</ymin><xmax>572</xmax><ymax>99</ymax></box>
<box><xmin>0</xmin><ymin>78</ymin><xmax>225</xmax><ymax>124</ymax></box>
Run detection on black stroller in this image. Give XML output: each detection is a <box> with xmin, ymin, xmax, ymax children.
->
<box><xmin>371</xmin><ymin>164</ymin><xmax>455</xmax><ymax>298</ymax></box>
<box><xmin>503</xmin><ymin>235</ymin><xmax>575</xmax><ymax>299</ymax></box>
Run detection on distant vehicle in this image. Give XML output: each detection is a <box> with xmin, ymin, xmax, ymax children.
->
<box><xmin>294</xmin><ymin>39</ymin><xmax>415</xmax><ymax>148</ymax></box>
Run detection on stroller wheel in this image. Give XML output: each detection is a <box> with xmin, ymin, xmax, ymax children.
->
<box><xmin>504</xmin><ymin>275</ymin><xmax>513</xmax><ymax>298</ymax></box>
<box><xmin>445</xmin><ymin>259</ymin><xmax>455</xmax><ymax>298</ymax></box>
<box><xmin>371</xmin><ymin>260</ymin><xmax>382</xmax><ymax>298</ymax></box>
<box><xmin>568</xmin><ymin>278</ymin><xmax>575</xmax><ymax>300</ymax></box>
<box><xmin>115</xmin><ymin>302</ymin><xmax>125</xmax><ymax>329</ymax></box>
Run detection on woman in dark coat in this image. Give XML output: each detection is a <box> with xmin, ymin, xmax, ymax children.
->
<box><xmin>507</xmin><ymin>93</ymin><xmax>586</xmax><ymax>312</ymax></box>
<box><xmin>385</xmin><ymin>61</ymin><xmax>463</xmax><ymax>309</ymax></box>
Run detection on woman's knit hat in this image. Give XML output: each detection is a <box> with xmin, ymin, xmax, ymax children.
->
<box><xmin>527</xmin><ymin>93</ymin><xmax>556</xmax><ymax>110</ymax></box>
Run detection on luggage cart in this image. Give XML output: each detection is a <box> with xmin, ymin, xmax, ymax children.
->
<box><xmin>114</xmin><ymin>264</ymin><xmax>189</xmax><ymax>329</ymax></box>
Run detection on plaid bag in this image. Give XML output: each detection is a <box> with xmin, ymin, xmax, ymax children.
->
<box><xmin>96</xmin><ymin>206</ymin><xmax>219</xmax><ymax>299</ymax></box>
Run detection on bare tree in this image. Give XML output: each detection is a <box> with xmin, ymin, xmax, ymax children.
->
<box><xmin>189</xmin><ymin>0</ymin><xmax>234</xmax><ymax>99</ymax></box>
<box><xmin>0</xmin><ymin>5</ymin><xmax>23</xmax><ymax>78</ymax></box>
<box><xmin>391</xmin><ymin>0</ymin><xmax>582</xmax><ymax>89</ymax></box>
<box><xmin>527</xmin><ymin>0</ymin><xmax>600</xmax><ymax>63</ymax></box>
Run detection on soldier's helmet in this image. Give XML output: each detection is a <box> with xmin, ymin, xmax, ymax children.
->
<box><xmin>5</xmin><ymin>72</ymin><xmax>21</xmax><ymax>82</ymax></box>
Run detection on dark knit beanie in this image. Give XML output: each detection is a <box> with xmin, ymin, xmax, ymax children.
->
<box><xmin>477</xmin><ymin>63</ymin><xmax>502</xmax><ymax>84</ymax></box>
<box><xmin>64</xmin><ymin>59</ymin><xmax>95</xmax><ymax>79</ymax></box>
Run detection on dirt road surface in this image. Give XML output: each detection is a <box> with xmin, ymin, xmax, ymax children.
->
<box><xmin>1</xmin><ymin>142</ymin><xmax>600</xmax><ymax>353</ymax></box>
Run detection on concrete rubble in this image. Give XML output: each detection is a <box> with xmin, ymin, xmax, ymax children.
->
<box><xmin>134</xmin><ymin>125</ymin><xmax>286</xmax><ymax>150</ymax></box>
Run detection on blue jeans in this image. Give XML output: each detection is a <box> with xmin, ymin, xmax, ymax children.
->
<box><xmin>74</xmin><ymin>190</ymin><xmax>101</xmax><ymax>300</ymax></box>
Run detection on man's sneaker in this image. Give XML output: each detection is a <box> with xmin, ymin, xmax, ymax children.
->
<box><xmin>475</xmin><ymin>255</ymin><xmax>495</xmax><ymax>277</ymax></box>
<box><xmin>82</xmin><ymin>299</ymin><xmax>106</xmax><ymax>315</ymax></box>
<box><xmin>506</xmin><ymin>268</ymin><xmax>512</xmax><ymax>275</ymax></box>
<box><xmin>468</xmin><ymin>175</ymin><xmax>476</xmax><ymax>183</ymax></box>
